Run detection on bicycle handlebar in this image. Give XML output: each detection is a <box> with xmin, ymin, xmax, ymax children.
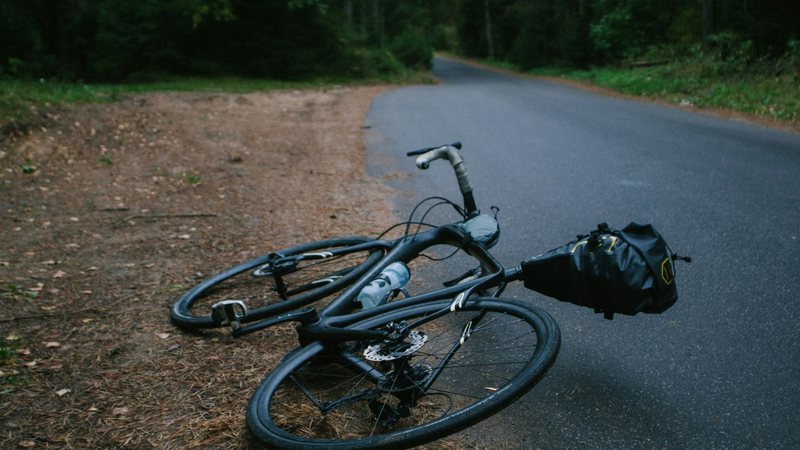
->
<box><xmin>406</xmin><ymin>142</ymin><xmax>477</xmax><ymax>216</ymax></box>
<box><xmin>406</xmin><ymin>141</ymin><xmax>461</xmax><ymax>157</ymax></box>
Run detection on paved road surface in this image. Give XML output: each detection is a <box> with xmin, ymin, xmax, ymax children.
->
<box><xmin>364</xmin><ymin>57</ymin><xmax>800</xmax><ymax>449</ymax></box>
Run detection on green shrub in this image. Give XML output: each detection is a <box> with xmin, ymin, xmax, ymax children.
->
<box><xmin>432</xmin><ymin>25</ymin><xmax>458</xmax><ymax>52</ymax></box>
<box><xmin>347</xmin><ymin>48</ymin><xmax>404</xmax><ymax>78</ymax></box>
<box><xmin>776</xmin><ymin>39</ymin><xmax>800</xmax><ymax>75</ymax></box>
<box><xmin>700</xmin><ymin>31</ymin><xmax>756</xmax><ymax>76</ymax></box>
<box><xmin>389</xmin><ymin>28</ymin><xmax>433</xmax><ymax>70</ymax></box>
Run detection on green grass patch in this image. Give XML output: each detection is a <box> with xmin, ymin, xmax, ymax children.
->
<box><xmin>472</xmin><ymin>57</ymin><xmax>521</xmax><ymax>72</ymax></box>
<box><xmin>1</xmin><ymin>337</ymin><xmax>25</xmax><ymax>389</ymax></box>
<box><xmin>531</xmin><ymin>62</ymin><xmax>799</xmax><ymax>123</ymax></box>
<box><xmin>0</xmin><ymin>344</ymin><xmax>13</xmax><ymax>363</ymax></box>
<box><xmin>0</xmin><ymin>70</ymin><xmax>432</xmax><ymax>130</ymax></box>
<box><xmin>181</xmin><ymin>172</ymin><xmax>202</xmax><ymax>185</ymax></box>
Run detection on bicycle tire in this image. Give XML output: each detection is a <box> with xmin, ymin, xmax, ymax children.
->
<box><xmin>246</xmin><ymin>297</ymin><xmax>560</xmax><ymax>449</ymax></box>
<box><xmin>170</xmin><ymin>237</ymin><xmax>384</xmax><ymax>329</ymax></box>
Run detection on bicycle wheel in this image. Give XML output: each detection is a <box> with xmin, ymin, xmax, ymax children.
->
<box><xmin>247</xmin><ymin>297</ymin><xmax>560</xmax><ymax>449</ymax></box>
<box><xmin>170</xmin><ymin>237</ymin><xmax>384</xmax><ymax>329</ymax></box>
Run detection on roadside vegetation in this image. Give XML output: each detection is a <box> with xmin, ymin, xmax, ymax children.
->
<box><xmin>531</xmin><ymin>39</ymin><xmax>800</xmax><ymax>123</ymax></box>
<box><xmin>3</xmin><ymin>1</ymin><xmax>798</xmax><ymax>132</ymax></box>
<box><xmin>0</xmin><ymin>1</ymin><xmax>438</xmax><ymax>132</ymax></box>
<box><xmin>472</xmin><ymin>38</ymin><xmax>797</xmax><ymax>126</ymax></box>
<box><xmin>0</xmin><ymin>70</ymin><xmax>432</xmax><ymax>134</ymax></box>
<box><xmin>454</xmin><ymin>0</ymin><xmax>799</xmax><ymax>128</ymax></box>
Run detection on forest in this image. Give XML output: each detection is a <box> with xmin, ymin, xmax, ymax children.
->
<box><xmin>1</xmin><ymin>0</ymin><xmax>798</xmax><ymax>82</ymax></box>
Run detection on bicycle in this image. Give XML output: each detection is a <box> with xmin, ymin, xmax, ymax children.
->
<box><xmin>169</xmin><ymin>143</ymin><xmax>578</xmax><ymax>448</ymax></box>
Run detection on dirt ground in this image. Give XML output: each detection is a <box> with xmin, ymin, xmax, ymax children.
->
<box><xmin>0</xmin><ymin>86</ymin><xmax>410</xmax><ymax>448</ymax></box>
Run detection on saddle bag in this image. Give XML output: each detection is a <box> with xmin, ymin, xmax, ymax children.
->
<box><xmin>520</xmin><ymin>222</ymin><xmax>689</xmax><ymax>319</ymax></box>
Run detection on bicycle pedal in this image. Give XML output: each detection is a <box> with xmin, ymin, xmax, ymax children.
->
<box><xmin>211</xmin><ymin>300</ymin><xmax>248</xmax><ymax>327</ymax></box>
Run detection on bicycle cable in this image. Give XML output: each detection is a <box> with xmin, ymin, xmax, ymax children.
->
<box><xmin>409</xmin><ymin>200</ymin><xmax>466</xmax><ymax>262</ymax></box>
<box><xmin>418</xmin><ymin>247</ymin><xmax>460</xmax><ymax>262</ymax></box>
<box><xmin>410</xmin><ymin>200</ymin><xmax>455</xmax><ymax>239</ymax></box>
<box><xmin>371</xmin><ymin>196</ymin><xmax>467</xmax><ymax>262</ymax></box>
<box><xmin>402</xmin><ymin>196</ymin><xmax>466</xmax><ymax>237</ymax></box>
<box><xmin>375</xmin><ymin>221</ymin><xmax>438</xmax><ymax>240</ymax></box>
<box><xmin>403</xmin><ymin>196</ymin><xmax>467</xmax><ymax>237</ymax></box>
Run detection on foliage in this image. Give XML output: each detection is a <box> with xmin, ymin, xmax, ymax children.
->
<box><xmin>537</xmin><ymin>47</ymin><xmax>799</xmax><ymax>123</ymax></box>
<box><xmin>389</xmin><ymin>28</ymin><xmax>434</xmax><ymax>69</ymax></box>
<box><xmin>0</xmin><ymin>0</ymin><xmax>443</xmax><ymax>82</ymax></box>
<box><xmin>590</xmin><ymin>1</ymin><xmax>640</xmax><ymax>61</ymax></box>
<box><xmin>1</xmin><ymin>0</ymin><xmax>798</xmax><ymax>127</ymax></box>
<box><xmin>455</xmin><ymin>0</ymin><xmax>800</xmax><ymax>69</ymax></box>
<box><xmin>0</xmin><ymin>70</ymin><xmax>434</xmax><ymax>133</ymax></box>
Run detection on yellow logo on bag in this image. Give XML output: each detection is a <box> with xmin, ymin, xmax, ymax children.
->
<box><xmin>661</xmin><ymin>258</ymin><xmax>674</xmax><ymax>285</ymax></box>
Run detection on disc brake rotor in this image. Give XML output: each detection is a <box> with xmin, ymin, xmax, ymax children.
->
<box><xmin>364</xmin><ymin>331</ymin><xmax>428</xmax><ymax>362</ymax></box>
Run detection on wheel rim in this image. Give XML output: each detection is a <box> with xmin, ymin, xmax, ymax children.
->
<box><xmin>173</xmin><ymin>238</ymin><xmax>382</xmax><ymax>327</ymax></box>
<box><xmin>252</xmin><ymin>299</ymin><xmax>557</xmax><ymax>448</ymax></box>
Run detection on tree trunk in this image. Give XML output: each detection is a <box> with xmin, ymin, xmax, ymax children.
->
<box><xmin>373</xmin><ymin>0</ymin><xmax>384</xmax><ymax>48</ymax></box>
<box><xmin>484</xmin><ymin>0</ymin><xmax>495</xmax><ymax>59</ymax></box>
<box><xmin>344</xmin><ymin>0</ymin><xmax>353</xmax><ymax>30</ymax></box>
<box><xmin>578</xmin><ymin>0</ymin><xmax>588</xmax><ymax>17</ymax></box>
<box><xmin>702</xmin><ymin>0</ymin><xmax>715</xmax><ymax>49</ymax></box>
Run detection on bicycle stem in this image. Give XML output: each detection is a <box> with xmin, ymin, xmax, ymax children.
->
<box><xmin>413</xmin><ymin>144</ymin><xmax>478</xmax><ymax>216</ymax></box>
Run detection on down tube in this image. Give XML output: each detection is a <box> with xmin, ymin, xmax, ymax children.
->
<box><xmin>322</xmin><ymin>226</ymin><xmax>508</xmax><ymax>326</ymax></box>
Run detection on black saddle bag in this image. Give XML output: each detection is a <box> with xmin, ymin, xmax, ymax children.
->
<box><xmin>520</xmin><ymin>222</ymin><xmax>689</xmax><ymax>319</ymax></box>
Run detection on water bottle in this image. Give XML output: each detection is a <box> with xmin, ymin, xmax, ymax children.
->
<box><xmin>356</xmin><ymin>262</ymin><xmax>410</xmax><ymax>309</ymax></box>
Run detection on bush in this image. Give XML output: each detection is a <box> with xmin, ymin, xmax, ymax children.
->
<box><xmin>389</xmin><ymin>28</ymin><xmax>433</xmax><ymax>70</ymax></box>
<box><xmin>776</xmin><ymin>39</ymin><xmax>800</xmax><ymax>75</ymax></box>
<box><xmin>431</xmin><ymin>25</ymin><xmax>458</xmax><ymax>52</ymax></box>
<box><xmin>703</xmin><ymin>32</ymin><xmax>755</xmax><ymax>74</ymax></box>
<box><xmin>346</xmin><ymin>48</ymin><xmax>404</xmax><ymax>78</ymax></box>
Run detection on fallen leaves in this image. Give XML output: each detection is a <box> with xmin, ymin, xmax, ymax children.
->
<box><xmin>0</xmin><ymin>87</ymin><xmax>393</xmax><ymax>449</ymax></box>
<box><xmin>56</xmin><ymin>388</ymin><xmax>71</xmax><ymax>397</ymax></box>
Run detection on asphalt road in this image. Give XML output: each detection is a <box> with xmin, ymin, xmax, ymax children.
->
<box><xmin>364</xmin><ymin>57</ymin><xmax>800</xmax><ymax>449</ymax></box>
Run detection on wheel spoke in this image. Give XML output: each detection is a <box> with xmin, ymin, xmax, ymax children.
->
<box><xmin>254</xmin><ymin>299</ymin><xmax>559</xmax><ymax>447</ymax></box>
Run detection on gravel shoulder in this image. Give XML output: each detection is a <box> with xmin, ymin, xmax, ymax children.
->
<box><xmin>0</xmin><ymin>86</ymin><xmax>399</xmax><ymax>448</ymax></box>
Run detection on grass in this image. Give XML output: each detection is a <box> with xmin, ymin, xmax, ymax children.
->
<box><xmin>182</xmin><ymin>172</ymin><xmax>202</xmax><ymax>185</ymax></box>
<box><xmin>466</xmin><ymin>53</ymin><xmax>799</xmax><ymax>126</ymax></box>
<box><xmin>531</xmin><ymin>62</ymin><xmax>799</xmax><ymax>124</ymax></box>
<box><xmin>0</xmin><ymin>344</ymin><xmax>13</xmax><ymax>363</ymax></box>
<box><xmin>0</xmin><ymin>70</ymin><xmax>433</xmax><ymax>131</ymax></box>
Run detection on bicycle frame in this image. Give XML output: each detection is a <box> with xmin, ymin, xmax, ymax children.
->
<box><xmin>220</xmin><ymin>143</ymin><xmax>528</xmax><ymax>341</ymax></box>
<box><xmin>232</xmin><ymin>220</ymin><xmax>523</xmax><ymax>341</ymax></box>
<box><xmin>170</xmin><ymin>143</ymin><xmax>569</xmax><ymax>448</ymax></box>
